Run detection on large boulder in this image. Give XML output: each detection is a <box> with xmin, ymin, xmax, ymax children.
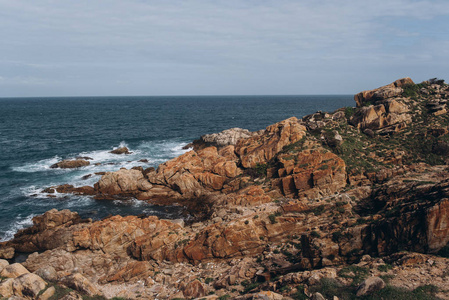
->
<box><xmin>0</xmin><ymin>247</ymin><xmax>14</xmax><ymax>259</ymax></box>
<box><xmin>349</xmin><ymin>99</ymin><xmax>411</xmax><ymax>133</ymax></box>
<box><xmin>148</xmin><ymin>146</ymin><xmax>242</xmax><ymax>197</ymax></box>
<box><xmin>0</xmin><ymin>278</ymin><xmax>14</xmax><ymax>298</ymax></box>
<box><xmin>356</xmin><ymin>276</ymin><xmax>386</xmax><ymax>296</ymax></box>
<box><xmin>61</xmin><ymin>273</ymin><xmax>102</xmax><ymax>296</ymax></box>
<box><xmin>50</xmin><ymin>159</ymin><xmax>90</xmax><ymax>169</ymax></box>
<box><xmin>12</xmin><ymin>273</ymin><xmax>47</xmax><ymax>299</ymax></box>
<box><xmin>1</xmin><ymin>263</ymin><xmax>30</xmax><ymax>278</ymax></box>
<box><xmin>187</xmin><ymin>128</ymin><xmax>259</xmax><ymax>151</ymax></box>
<box><xmin>95</xmin><ymin>168</ymin><xmax>153</xmax><ymax>197</ymax></box>
<box><xmin>73</xmin><ymin>215</ymin><xmax>185</xmax><ymax>260</ymax></box>
<box><xmin>354</xmin><ymin>77</ymin><xmax>414</xmax><ymax>107</ymax></box>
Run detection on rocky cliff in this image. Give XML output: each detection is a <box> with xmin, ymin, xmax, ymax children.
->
<box><xmin>1</xmin><ymin>78</ymin><xmax>449</xmax><ymax>299</ymax></box>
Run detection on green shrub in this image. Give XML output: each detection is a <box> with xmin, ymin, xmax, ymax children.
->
<box><xmin>344</xmin><ymin>107</ymin><xmax>355</xmax><ymax>119</ymax></box>
<box><xmin>268</xmin><ymin>214</ymin><xmax>277</xmax><ymax>224</ymax></box>
<box><xmin>377</xmin><ymin>264</ymin><xmax>393</xmax><ymax>272</ymax></box>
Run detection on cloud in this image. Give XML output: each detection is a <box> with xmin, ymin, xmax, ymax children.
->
<box><xmin>0</xmin><ymin>0</ymin><xmax>448</xmax><ymax>96</ymax></box>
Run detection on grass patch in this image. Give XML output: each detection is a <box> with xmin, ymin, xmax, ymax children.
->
<box><xmin>338</xmin><ymin>266</ymin><xmax>369</xmax><ymax>285</ymax></box>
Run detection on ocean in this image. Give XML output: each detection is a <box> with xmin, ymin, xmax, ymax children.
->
<box><xmin>0</xmin><ymin>95</ymin><xmax>354</xmax><ymax>241</ymax></box>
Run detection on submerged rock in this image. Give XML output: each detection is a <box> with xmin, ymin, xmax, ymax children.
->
<box><xmin>50</xmin><ymin>159</ymin><xmax>90</xmax><ymax>169</ymax></box>
<box><xmin>109</xmin><ymin>146</ymin><xmax>131</xmax><ymax>154</ymax></box>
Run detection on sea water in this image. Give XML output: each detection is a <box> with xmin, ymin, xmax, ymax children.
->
<box><xmin>0</xmin><ymin>95</ymin><xmax>353</xmax><ymax>241</ymax></box>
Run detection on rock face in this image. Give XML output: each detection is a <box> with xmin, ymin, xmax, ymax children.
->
<box><xmin>50</xmin><ymin>159</ymin><xmax>90</xmax><ymax>169</ymax></box>
<box><xmin>95</xmin><ymin>168</ymin><xmax>153</xmax><ymax>198</ymax></box>
<box><xmin>350</xmin><ymin>99</ymin><xmax>411</xmax><ymax>134</ymax></box>
<box><xmin>2</xmin><ymin>209</ymin><xmax>89</xmax><ymax>253</ymax></box>
<box><xmin>275</xmin><ymin>148</ymin><xmax>346</xmax><ymax>198</ymax></box>
<box><xmin>147</xmin><ymin>146</ymin><xmax>242</xmax><ymax>197</ymax></box>
<box><xmin>354</xmin><ymin>77</ymin><xmax>414</xmax><ymax>107</ymax></box>
<box><xmin>235</xmin><ymin>117</ymin><xmax>307</xmax><ymax>168</ymax></box>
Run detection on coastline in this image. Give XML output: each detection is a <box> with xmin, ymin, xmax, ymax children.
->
<box><xmin>1</xmin><ymin>79</ymin><xmax>449</xmax><ymax>299</ymax></box>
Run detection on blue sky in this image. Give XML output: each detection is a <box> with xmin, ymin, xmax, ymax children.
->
<box><xmin>1</xmin><ymin>0</ymin><xmax>449</xmax><ymax>97</ymax></box>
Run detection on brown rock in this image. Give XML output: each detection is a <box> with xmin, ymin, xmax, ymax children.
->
<box><xmin>109</xmin><ymin>146</ymin><xmax>131</xmax><ymax>154</ymax></box>
<box><xmin>61</xmin><ymin>273</ymin><xmax>102</xmax><ymax>296</ymax></box>
<box><xmin>0</xmin><ymin>246</ymin><xmax>15</xmax><ymax>259</ymax></box>
<box><xmin>182</xmin><ymin>279</ymin><xmax>206</xmax><ymax>299</ymax></box>
<box><xmin>1</xmin><ymin>263</ymin><xmax>30</xmax><ymax>278</ymax></box>
<box><xmin>12</xmin><ymin>273</ymin><xmax>47</xmax><ymax>299</ymax></box>
<box><xmin>0</xmin><ymin>259</ymin><xmax>9</xmax><ymax>272</ymax></box>
<box><xmin>354</xmin><ymin>77</ymin><xmax>414</xmax><ymax>107</ymax></box>
<box><xmin>189</xmin><ymin>128</ymin><xmax>257</xmax><ymax>151</ymax></box>
<box><xmin>95</xmin><ymin>168</ymin><xmax>153</xmax><ymax>197</ymax></box>
<box><xmin>50</xmin><ymin>159</ymin><xmax>90</xmax><ymax>169</ymax></box>
<box><xmin>6</xmin><ymin>209</ymin><xmax>90</xmax><ymax>253</ymax></box>
<box><xmin>34</xmin><ymin>266</ymin><xmax>58</xmax><ymax>282</ymax></box>
<box><xmin>277</xmin><ymin>148</ymin><xmax>346</xmax><ymax>198</ymax></box>
<box><xmin>356</xmin><ymin>277</ymin><xmax>386</xmax><ymax>296</ymax></box>
<box><xmin>38</xmin><ymin>286</ymin><xmax>56</xmax><ymax>300</ymax></box>
<box><xmin>235</xmin><ymin>117</ymin><xmax>307</xmax><ymax>168</ymax></box>
<box><xmin>0</xmin><ymin>278</ymin><xmax>14</xmax><ymax>298</ymax></box>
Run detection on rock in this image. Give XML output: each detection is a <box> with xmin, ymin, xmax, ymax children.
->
<box><xmin>34</xmin><ymin>266</ymin><xmax>58</xmax><ymax>282</ymax></box>
<box><xmin>182</xmin><ymin>279</ymin><xmax>206</xmax><ymax>299</ymax></box>
<box><xmin>139</xmin><ymin>159</ymin><xmax>149</xmax><ymax>163</ymax></box>
<box><xmin>0</xmin><ymin>247</ymin><xmax>14</xmax><ymax>259</ymax></box>
<box><xmin>5</xmin><ymin>209</ymin><xmax>90</xmax><ymax>253</ymax></box>
<box><xmin>95</xmin><ymin>168</ymin><xmax>153</xmax><ymax>197</ymax></box>
<box><xmin>0</xmin><ymin>278</ymin><xmax>14</xmax><ymax>298</ymax></box>
<box><xmin>61</xmin><ymin>273</ymin><xmax>102</xmax><ymax>296</ymax></box>
<box><xmin>356</xmin><ymin>276</ymin><xmax>386</xmax><ymax>296</ymax></box>
<box><xmin>76</xmin><ymin>156</ymin><xmax>93</xmax><ymax>160</ymax></box>
<box><xmin>323</xmin><ymin>130</ymin><xmax>343</xmax><ymax>147</ymax></box>
<box><xmin>109</xmin><ymin>147</ymin><xmax>131</xmax><ymax>154</ymax></box>
<box><xmin>277</xmin><ymin>148</ymin><xmax>346</xmax><ymax>198</ymax></box>
<box><xmin>147</xmin><ymin>146</ymin><xmax>241</xmax><ymax>197</ymax></box>
<box><xmin>235</xmin><ymin>117</ymin><xmax>307</xmax><ymax>168</ymax></box>
<box><xmin>60</xmin><ymin>291</ymin><xmax>83</xmax><ymax>300</ymax></box>
<box><xmin>354</xmin><ymin>77</ymin><xmax>414</xmax><ymax>107</ymax></box>
<box><xmin>311</xmin><ymin>292</ymin><xmax>326</xmax><ymax>300</ymax></box>
<box><xmin>81</xmin><ymin>174</ymin><xmax>92</xmax><ymax>180</ymax></box>
<box><xmin>189</xmin><ymin>128</ymin><xmax>258</xmax><ymax>151</ymax></box>
<box><xmin>1</xmin><ymin>263</ymin><xmax>30</xmax><ymax>278</ymax></box>
<box><xmin>50</xmin><ymin>159</ymin><xmax>90</xmax><ymax>169</ymax></box>
<box><xmin>253</xmin><ymin>291</ymin><xmax>284</xmax><ymax>299</ymax></box>
<box><xmin>0</xmin><ymin>259</ymin><xmax>9</xmax><ymax>272</ymax></box>
<box><xmin>38</xmin><ymin>286</ymin><xmax>55</xmax><ymax>300</ymax></box>
<box><xmin>350</xmin><ymin>99</ymin><xmax>411</xmax><ymax>133</ymax></box>
<box><xmin>12</xmin><ymin>273</ymin><xmax>47</xmax><ymax>299</ymax></box>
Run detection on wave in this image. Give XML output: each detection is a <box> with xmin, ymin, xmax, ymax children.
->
<box><xmin>0</xmin><ymin>214</ymin><xmax>35</xmax><ymax>242</ymax></box>
<box><xmin>12</xmin><ymin>139</ymin><xmax>189</xmax><ymax>200</ymax></box>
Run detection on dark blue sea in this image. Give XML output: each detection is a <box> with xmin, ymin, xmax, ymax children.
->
<box><xmin>0</xmin><ymin>95</ymin><xmax>354</xmax><ymax>241</ymax></box>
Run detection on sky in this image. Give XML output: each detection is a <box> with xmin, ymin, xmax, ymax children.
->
<box><xmin>1</xmin><ymin>0</ymin><xmax>449</xmax><ymax>97</ymax></box>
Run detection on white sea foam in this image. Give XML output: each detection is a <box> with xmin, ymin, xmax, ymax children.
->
<box><xmin>12</xmin><ymin>156</ymin><xmax>61</xmax><ymax>173</ymax></box>
<box><xmin>0</xmin><ymin>214</ymin><xmax>35</xmax><ymax>242</ymax></box>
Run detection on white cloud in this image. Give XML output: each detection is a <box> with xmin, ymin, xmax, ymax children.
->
<box><xmin>0</xmin><ymin>0</ymin><xmax>448</xmax><ymax>96</ymax></box>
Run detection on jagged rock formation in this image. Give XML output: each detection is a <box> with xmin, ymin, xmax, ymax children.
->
<box><xmin>3</xmin><ymin>77</ymin><xmax>449</xmax><ymax>299</ymax></box>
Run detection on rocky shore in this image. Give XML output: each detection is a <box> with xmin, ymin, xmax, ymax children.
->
<box><xmin>2</xmin><ymin>78</ymin><xmax>449</xmax><ymax>299</ymax></box>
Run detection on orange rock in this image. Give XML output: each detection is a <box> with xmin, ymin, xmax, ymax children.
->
<box><xmin>235</xmin><ymin>117</ymin><xmax>307</xmax><ymax>168</ymax></box>
<box><xmin>354</xmin><ymin>77</ymin><xmax>414</xmax><ymax>107</ymax></box>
